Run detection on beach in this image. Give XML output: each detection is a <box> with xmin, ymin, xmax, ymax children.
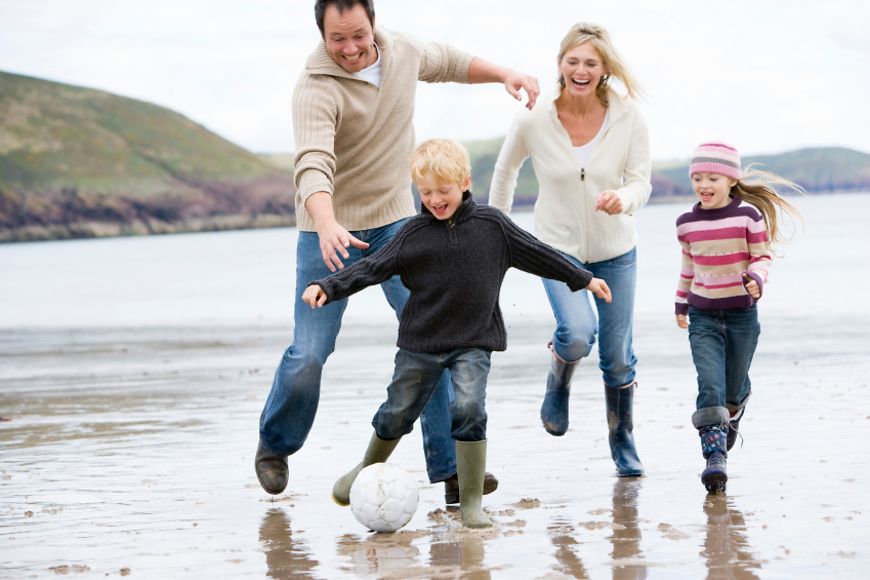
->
<box><xmin>2</xmin><ymin>195</ymin><xmax>869</xmax><ymax>578</ymax></box>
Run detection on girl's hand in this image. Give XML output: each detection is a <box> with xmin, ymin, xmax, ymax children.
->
<box><xmin>302</xmin><ymin>284</ymin><xmax>328</xmax><ymax>308</ymax></box>
<box><xmin>587</xmin><ymin>277</ymin><xmax>612</xmax><ymax>303</ymax></box>
<box><xmin>742</xmin><ymin>273</ymin><xmax>761</xmax><ymax>300</ymax></box>
<box><xmin>595</xmin><ymin>190</ymin><xmax>623</xmax><ymax>215</ymax></box>
<box><xmin>676</xmin><ymin>314</ymin><xmax>688</xmax><ymax>329</ymax></box>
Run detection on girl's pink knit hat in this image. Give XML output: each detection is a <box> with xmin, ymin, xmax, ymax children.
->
<box><xmin>689</xmin><ymin>142</ymin><xmax>741</xmax><ymax>180</ymax></box>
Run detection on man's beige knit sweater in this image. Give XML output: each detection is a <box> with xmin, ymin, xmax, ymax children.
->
<box><xmin>292</xmin><ymin>29</ymin><xmax>473</xmax><ymax>232</ymax></box>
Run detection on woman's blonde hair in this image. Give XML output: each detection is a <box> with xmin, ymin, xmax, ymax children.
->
<box><xmin>733</xmin><ymin>167</ymin><xmax>804</xmax><ymax>247</ymax></box>
<box><xmin>409</xmin><ymin>139</ymin><xmax>472</xmax><ymax>189</ymax></box>
<box><xmin>557</xmin><ymin>22</ymin><xmax>642</xmax><ymax>107</ymax></box>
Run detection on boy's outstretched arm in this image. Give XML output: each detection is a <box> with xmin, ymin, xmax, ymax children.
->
<box><xmin>586</xmin><ymin>277</ymin><xmax>612</xmax><ymax>303</ymax></box>
<box><xmin>302</xmin><ymin>284</ymin><xmax>328</xmax><ymax>308</ymax></box>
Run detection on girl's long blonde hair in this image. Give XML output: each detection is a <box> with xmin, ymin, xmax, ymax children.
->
<box><xmin>733</xmin><ymin>167</ymin><xmax>804</xmax><ymax>247</ymax></box>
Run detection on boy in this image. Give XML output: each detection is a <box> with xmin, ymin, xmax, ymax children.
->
<box><xmin>302</xmin><ymin>139</ymin><xmax>611</xmax><ymax>528</ymax></box>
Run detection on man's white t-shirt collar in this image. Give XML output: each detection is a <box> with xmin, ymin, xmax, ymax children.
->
<box><xmin>352</xmin><ymin>44</ymin><xmax>382</xmax><ymax>87</ymax></box>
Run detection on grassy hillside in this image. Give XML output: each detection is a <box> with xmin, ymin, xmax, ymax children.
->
<box><xmin>4</xmin><ymin>68</ymin><xmax>868</xmax><ymax>242</ymax></box>
<box><xmin>0</xmin><ymin>70</ymin><xmax>296</xmax><ymax>241</ymax></box>
<box><xmin>656</xmin><ymin>147</ymin><xmax>870</xmax><ymax>196</ymax></box>
<box><xmin>464</xmin><ymin>137</ymin><xmax>870</xmax><ymax>206</ymax></box>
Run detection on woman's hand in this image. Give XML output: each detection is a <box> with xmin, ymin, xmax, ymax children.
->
<box><xmin>301</xmin><ymin>284</ymin><xmax>328</xmax><ymax>308</ymax></box>
<box><xmin>595</xmin><ymin>190</ymin><xmax>623</xmax><ymax>215</ymax></box>
<box><xmin>676</xmin><ymin>314</ymin><xmax>688</xmax><ymax>329</ymax></box>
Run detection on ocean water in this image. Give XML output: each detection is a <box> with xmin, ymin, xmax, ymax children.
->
<box><xmin>1</xmin><ymin>193</ymin><xmax>868</xmax><ymax>329</ymax></box>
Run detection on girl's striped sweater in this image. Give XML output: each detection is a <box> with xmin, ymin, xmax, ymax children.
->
<box><xmin>675</xmin><ymin>195</ymin><xmax>771</xmax><ymax>315</ymax></box>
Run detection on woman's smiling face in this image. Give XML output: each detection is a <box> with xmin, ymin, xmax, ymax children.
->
<box><xmin>559</xmin><ymin>42</ymin><xmax>606</xmax><ymax>97</ymax></box>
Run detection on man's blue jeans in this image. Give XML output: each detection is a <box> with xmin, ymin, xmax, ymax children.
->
<box><xmin>542</xmin><ymin>248</ymin><xmax>638</xmax><ymax>388</ymax></box>
<box><xmin>373</xmin><ymin>348</ymin><xmax>492</xmax><ymax>442</ymax></box>
<box><xmin>259</xmin><ymin>218</ymin><xmax>456</xmax><ymax>483</ymax></box>
<box><xmin>688</xmin><ymin>306</ymin><xmax>759</xmax><ymax>428</ymax></box>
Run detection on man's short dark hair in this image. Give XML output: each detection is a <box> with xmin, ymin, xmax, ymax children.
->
<box><xmin>315</xmin><ymin>0</ymin><xmax>375</xmax><ymax>37</ymax></box>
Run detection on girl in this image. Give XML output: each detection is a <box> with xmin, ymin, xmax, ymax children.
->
<box><xmin>675</xmin><ymin>142</ymin><xmax>801</xmax><ymax>493</ymax></box>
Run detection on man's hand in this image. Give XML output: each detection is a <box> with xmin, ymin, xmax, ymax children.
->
<box><xmin>316</xmin><ymin>221</ymin><xmax>368</xmax><ymax>272</ymax></box>
<box><xmin>467</xmin><ymin>58</ymin><xmax>540</xmax><ymax>110</ymax></box>
<box><xmin>595</xmin><ymin>190</ymin><xmax>623</xmax><ymax>215</ymax></box>
<box><xmin>305</xmin><ymin>192</ymin><xmax>369</xmax><ymax>271</ymax></box>
<box><xmin>302</xmin><ymin>284</ymin><xmax>328</xmax><ymax>308</ymax></box>
<box><xmin>586</xmin><ymin>277</ymin><xmax>612</xmax><ymax>303</ymax></box>
<box><xmin>503</xmin><ymin>70</ymin><xmax>540</xmax><ymax>110</ymax></box>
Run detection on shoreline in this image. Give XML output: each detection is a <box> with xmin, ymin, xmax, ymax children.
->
<box><xmin>3</xmin><ymin>190</ymin><xmax>866</xmax><ymax>245</ymax></box>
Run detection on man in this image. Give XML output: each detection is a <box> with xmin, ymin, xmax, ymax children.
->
<box><xmin>255</xmin><ymin>0</ymin><xmax>539</xmax><ymax>501</ymax></box>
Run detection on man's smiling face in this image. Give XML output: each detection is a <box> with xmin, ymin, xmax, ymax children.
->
<box><xmin>322</xmin><ymin>3</ymin><xmax>376</xmax><ymax>74</ymax></box>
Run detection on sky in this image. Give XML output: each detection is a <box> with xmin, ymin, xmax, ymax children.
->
<box><xmin>1</xmin><ymin>0</ymin><xmax>868</xmax><ymax>162</ymax></box>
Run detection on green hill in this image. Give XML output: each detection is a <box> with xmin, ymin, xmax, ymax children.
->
<box><xmin>3</xmin><ymin>68</ymin><xmax>868</xmax><ymax>242</ymax></box>
<box><xmin>463</xmin><ymin>138</ymin><xmax>870</xmax><ymax>207</ymax></box>
<box><xmin>0</xmin><ymin>70</ymin><xmax>296</xmax><ymax>241</ymax></box>
<box><xmin>654</xmin><ymin>147</ymin><xmax>870</xmax><ymax>197</ymax></box>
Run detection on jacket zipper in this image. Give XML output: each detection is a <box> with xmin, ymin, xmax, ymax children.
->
<box><xmin>447</xmin><ymin>217</ymin><xmax>458</xmax><ymax>245</ymax></box>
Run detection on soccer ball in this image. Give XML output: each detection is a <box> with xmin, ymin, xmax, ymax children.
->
<box><xmin>349</xmin><ymin>463</ymin><xmax>419</xmax><ymax>533</ymax></box>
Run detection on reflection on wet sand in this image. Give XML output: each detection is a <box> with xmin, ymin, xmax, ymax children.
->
<box><xmin>259</xmin><ymin>508</ymin><xmax>318</xmax><ymax>579</ymax></box>
<box><xmin>701</xmin><ymin>495</ymin><xmax>761</xmax><ymax>579</ymax></box>
<box><xmin>430</xmin><ymin>532</ymin><xmax>489</xmax><ymax>579</ymax></box>
<box><xmin>546</xmin><ymin>516</ymin><xmax>590</xmax><ymax>578</ymax></box>
<box><xmin>611</xmin><ymin>478</ymin><xmax>647</xmax><ymax>579</ymax></box>
<box><xmin>544</xmin><ymin>478</ymin><xmax>648</xmax><ymax>579</ymax></box>
<box><xmin>328</xmin><ymin>506</ymin><xmax>499</xmax><ymax>578</ymax></box>
<box><xmin>335</xmin><ymin>528</ymin><xmax>426</xmax><ymax>578</ymax></box>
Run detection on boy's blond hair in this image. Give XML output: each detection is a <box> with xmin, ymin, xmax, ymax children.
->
<box><xmin>409</xmin><ymin>139</ymin><xmax>472</xmax><ymax>189</ymax></box>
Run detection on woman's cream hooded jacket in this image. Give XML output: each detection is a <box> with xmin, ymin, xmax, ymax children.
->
<box><xmin>489</xmin><ymin>88</ymin><xmax>651</xmax><ymax>264</ymax></box>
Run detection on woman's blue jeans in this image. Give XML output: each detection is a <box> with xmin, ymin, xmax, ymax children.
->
<box><xmin>542</xmin><ymin>248</ymin><xmax>638</xmax><ymax>387</ymax></box>
<box><xmin>373</xmin><ymin>348</ymin><xmax>492</xmax><ymax>442</ymax></box>
<box><xmin>258</xmin><ymin>218</ymin><xmax>457</xmax><ymax>483</ymax></box>
<box><xmin>687</xmin><ymin>306</ymin><xmax>759</xmax><ymax>428</ymax></box>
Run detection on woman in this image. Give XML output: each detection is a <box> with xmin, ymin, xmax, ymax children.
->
<box><xmin>489</xmin><ymin>22</ymin><xmax>651</xmax><ymax>477</ymax></box>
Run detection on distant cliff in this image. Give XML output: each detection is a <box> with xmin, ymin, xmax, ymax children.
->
<box><xmin>0</xmin><ymin>71</ymin><xmax>296</xmax><ymax>242</ymax></box>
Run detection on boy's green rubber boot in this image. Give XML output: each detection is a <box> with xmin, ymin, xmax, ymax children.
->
<box><xmin>332</xmin><ymin>432</ymin><xmax>401</xmax><ymax>506</ymax></box>
<box><xmin>456</xmin><ymin>439</ymin><xmax>492</xmax><ymax>529</ymax></box>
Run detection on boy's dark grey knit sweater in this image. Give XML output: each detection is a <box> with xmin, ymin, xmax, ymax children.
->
<box><xmin>313</xmin><ymin>193</ymin><xmax>593</xmax><ymax>353</ymax></box>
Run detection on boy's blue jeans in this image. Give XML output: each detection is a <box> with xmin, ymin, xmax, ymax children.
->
<box><xmin>258</xmin><ymin>218</ymin><xmax>457</xmax><ymax>483</ymax></box>
<box><xmin>687</xmin><ymin>306</ymin><xmax>760</xmax><ymax>428</ymax></box>
<box><xmin>542</xmin><ymin>248</ymin><xmax>638</xmax><ymax>387</ymax></box>
<box><xmin>373</xmin><ymin>348</ymin><xmax>492</xmax><ymax>442</ymax></box>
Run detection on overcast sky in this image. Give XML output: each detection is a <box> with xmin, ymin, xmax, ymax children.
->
<box><xmin>1</xmin><ymin>0</ymin><xmax>868</xmax><ymax>161</ymax></box>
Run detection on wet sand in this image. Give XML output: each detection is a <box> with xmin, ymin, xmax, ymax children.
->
<box><xmin>2</xmin><ymin>313</ymin><xmax>868</xmax><ymax>579</ymax></box>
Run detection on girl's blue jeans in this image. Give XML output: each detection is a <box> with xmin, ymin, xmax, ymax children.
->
<box><xmin>258</xmin><ymin>218</ymin><xmax>457</xmax><ymax>483</ymax></box>
<box><xmin>373</xmin><ymin>347</ymin><xmax>492</xmax><ymax>442</ymax></box>
<box><xmin>542</xmin><ymin>248</ymin><xmax>638</xmax><ymax>388</ymax></box>
<box><xmin>687</xmin><ymin>306</ymin><xmax>759</xmax><ymax>428</ymax></box>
